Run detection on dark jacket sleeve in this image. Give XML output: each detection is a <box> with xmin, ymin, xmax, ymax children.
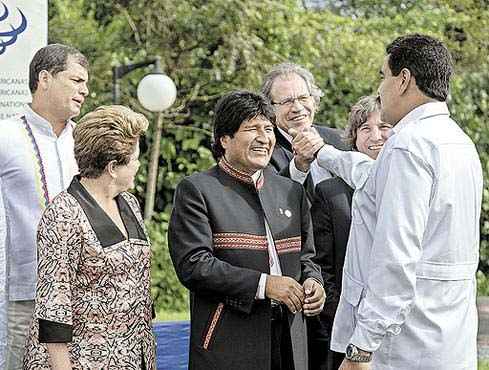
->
<box><xmin>168</xmin><ymin>178</ymin><xmax>262</xmax><ymax>314</ymax></box>
<box><xmin>298</xmin><ymin>185</ymin><xmax>323</xmax><ymax>285</ymax></box>
<box><xmin>310</xmin><ymin>185</ymin><xmax>339</xmax><ymax>322</ymax></box>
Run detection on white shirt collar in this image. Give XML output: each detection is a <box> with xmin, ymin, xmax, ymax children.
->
<box><xmin>393</xmin><ymin>101</ymin><xmax>450</xmax><ymax>134</ymax></box>
<box><xmin>251</xmin><ymin>170</ymin><xmax>263</xmax><ymax>186</ymax></box>
<box><xmin>24</xmin><ymin>104</ymin><xmax>74</xmax><ymax>138</ymax></box>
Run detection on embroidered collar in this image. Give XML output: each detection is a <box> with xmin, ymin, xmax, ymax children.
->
<box><xmin>218</xmin><ymin>158</ymin><xmax>264</xmax><ymax>190</ymax></box>
<box><xmin>393</xmin><ymin>101</ymin><xmax>450</xmax><ymax>134</ymax></box>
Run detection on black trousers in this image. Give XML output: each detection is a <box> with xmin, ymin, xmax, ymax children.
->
<box><xmin>307</xmin><ymin>316</ymin><xmax>344</xmax><ymax>370</ymax></box>
<box><xmin>271</xmin><ymin>305</ymin><xmax>295</xmax><ymax>370</ymax></box>
<box><xmin>308</xmin><ymin>337</ymin><xmax>344</xmax><ymax>370</ymax></box>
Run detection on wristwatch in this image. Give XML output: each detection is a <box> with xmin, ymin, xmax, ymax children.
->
<box><xmin>345</xmin><ymin>344</ymin><xmax>372</xmax><ymax>362</ymax></box>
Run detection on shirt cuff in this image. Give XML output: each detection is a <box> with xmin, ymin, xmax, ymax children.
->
<box><xmin>349</xmin><ymin>320</ymin><xmax>385</xmax><ymax>352</ymax></box>
<box><xmin>255</xmin><ymin>273</ymin><xmax>267</xmax><ymax>300</ymax></box>
<box><xmin>289</xmin><ymin>159</ymin><xmax>308</xmax><ymax>184</ymax></box>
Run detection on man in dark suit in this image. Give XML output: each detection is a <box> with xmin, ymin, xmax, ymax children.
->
<box><xmin>309</xmin><ymin>96</ymin><xmax>392</xmax><ymax>370</ymax></box>
<box><xmin>260</xmin><ymin>63</ymin><xmax>347</xmax><ymax>199</ymax></box>
<box><xmin>169</xmin><ymin>91</ymin><xmax>326</xmax><ymax>370</ymax></box>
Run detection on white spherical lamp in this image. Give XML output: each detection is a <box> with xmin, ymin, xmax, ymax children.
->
<box><xmin>137</xmin><ymin>73</ymin><xmax>177</xmax><ymax>112</ymax></box>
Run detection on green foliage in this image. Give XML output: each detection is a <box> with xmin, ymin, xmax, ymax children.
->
<box><xmin>48</xmin><ymin>0</ymin><xmax>489</xmax><ymax>313</ymax></box>
<box><xmin>146</xmin><ymin>213</ymin><xmax>189</xmax><ymax>313</ymax></box>
<box><xmin>478</xmin><ymin>271</ymin><xmax>489</xmax><ymax>296</ymax></box>
<box><xmin>155</xmin><ymin>309</ymin><xmax>189</xmax><ymax>322</ymax></box>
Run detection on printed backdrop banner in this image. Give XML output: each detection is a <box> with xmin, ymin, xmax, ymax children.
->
<box><xmin>0</xmin><ymin>0</ymin><xmax>47</xmax><ymax>120</ymax></box>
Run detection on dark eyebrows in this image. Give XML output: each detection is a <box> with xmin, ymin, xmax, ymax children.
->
<box><xmin>242</xmin><ymin>120</ymin><xmax>273</xmax><ymax>129</ymax></box>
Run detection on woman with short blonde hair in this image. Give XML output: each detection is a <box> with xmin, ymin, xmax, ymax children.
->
<box><xmin>24</xmin><ymin>105</ymin><xmax>156</xmax><ymax>370</ymax></box>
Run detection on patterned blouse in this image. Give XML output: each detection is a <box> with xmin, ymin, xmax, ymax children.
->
<box><xmin>23</xmin><ymin>178</ymin><xmax>156</xmax><ymax>370</ymax></box>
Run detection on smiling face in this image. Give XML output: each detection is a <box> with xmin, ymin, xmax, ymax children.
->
<box><xmin>221</xmin><ymin>115</ymin><xmax>276</xmax><ymax>173</ymax></box>
<box><xmin>44</xmin><ymin>55</ymin><xmax>89</xmax><ymax>122</ymax></box>
<box><xmin>355</xmin><ymin>110</ymin><xmax>392</xmax><ymax>159</ymax></box>
<box><xmin>269</xmin><ymin>73</ymin><xmax>315</xmax><ymax>133</ymax></box>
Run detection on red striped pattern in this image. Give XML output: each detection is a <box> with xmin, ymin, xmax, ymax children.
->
<box><xmin>213</xmin><ymin>233</ymin><xmax>268</xmax><ymax>251</ymax></box>
<box><xmin>203</xmin><ymin>303</ymin><xmax>224</xmax><ymax>350</ymax></box>
<box><xmin>275</xmin><ymin>236</ymin><xmax>301</xmax><ymax>254</ymax></box>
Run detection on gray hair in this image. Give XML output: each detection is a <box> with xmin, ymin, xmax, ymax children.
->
<box><xmin>260</xmin><ymin>62</ymin><xmax>323</xmax><ymax>106</ymax></box>
<box><xmin>344</xmin><ymin>95</ymin><xmax>381</xmax><ymax>151</ymax></box>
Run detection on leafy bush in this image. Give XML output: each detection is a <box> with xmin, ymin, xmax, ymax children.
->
<box><xmin>146</xmin><ymin>212</ymin><xmax>189</xmax><ymax>313</ymax></box>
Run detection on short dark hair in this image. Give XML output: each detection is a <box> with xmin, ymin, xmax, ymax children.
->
<box><xmin>386</xmin><ymin>34</ymin><xmax>452</xmax><ymax>101</ymax></box>
<box><xmin>211</xmin><ymin>90</ymin><xmax>275</xmax><ymax>159</ymax></box>
<box><xmin>29</xmin><ymin>43</ymin><xmax>89</xmax><ymax>93</ymax></box>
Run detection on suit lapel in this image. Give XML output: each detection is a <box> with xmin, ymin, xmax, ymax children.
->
<box><xmin>274</xmin><ymin>127</ymin><xmax>293</xmax><ymax>153</ymax></box>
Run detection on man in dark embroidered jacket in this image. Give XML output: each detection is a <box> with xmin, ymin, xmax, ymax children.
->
<box><xmin>169</xmin><ymin>91</ymin><xmax>325</xmax><ymax>370</ymax></box>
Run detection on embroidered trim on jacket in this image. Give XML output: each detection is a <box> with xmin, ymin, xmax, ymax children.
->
<box><xmin>213</xmin><ymin>232</ymin><xmax>268</xmax><ymax>251</ymax></box>
<box><xmin>218</xmin><ymin>158</ymin><xmax>264</xmax><ymax>189</ymax></box>
<box><xmin>213</xmin><ymin>233</ymin><xmax>301</xmax><ymax>254</ymax></box>
<box><xmin>203</xmin><ymin>303</ymin><xmax>224</xmax><ymax>350</ymax></box>
<box><xmin>275</xmin><ymin>236</ymin><xmax>301</xmax><ymax>254</ymax></box>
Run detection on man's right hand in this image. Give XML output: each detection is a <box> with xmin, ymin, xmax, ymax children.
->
<box><xmin>265</xmin><ymin>275</ymin><xmax>305</xmax><ymax>314</ymax></box>
<box><xmin>289</xmin><ymin>127</ymin><xmax>325</xmax><ymax>172</ymax></box>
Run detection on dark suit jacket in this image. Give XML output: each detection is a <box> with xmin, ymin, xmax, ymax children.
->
<box><xmin>269</xmin><ymin>124</ymin><xmax>348</xmax><ymax>200</ymax></box>
<box><xmin>168</xmin><ymin>161</ymin><xmax>322</xmax><ymax>370</ymax></box>
<box><xmin>309</xmin><ymin>176</ymin><xmax>353</xmax><ymax>340</ymax></box>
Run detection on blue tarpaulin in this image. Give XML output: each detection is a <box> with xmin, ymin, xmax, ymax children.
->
<box><xmin>153</xmin><ymin>321</ymin><xmax>190</xmax><ymax>369</ymax></box>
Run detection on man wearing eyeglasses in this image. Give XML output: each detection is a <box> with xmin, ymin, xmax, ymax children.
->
<box><xmin>260</xmin><ymin>63</ymin><xmax>347</xmax><ymax>200</ymax></box>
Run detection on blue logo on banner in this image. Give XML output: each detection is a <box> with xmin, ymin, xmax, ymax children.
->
<box><xmin>0</xmin><ymin>2</ymin><xmax>27</xmax><ymax>55</ymax></box>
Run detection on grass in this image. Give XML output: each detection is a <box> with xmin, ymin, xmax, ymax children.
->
<box><xmin>480</xmin><ymin>360</ymin><xmax>489</xmax><ymax>369</ymax></box>
<box><xmin>155</xmin><ymin>310</ymin><xmax>189</xmax><ymax>322</ymax></box>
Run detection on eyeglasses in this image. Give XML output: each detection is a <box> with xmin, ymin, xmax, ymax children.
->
<box><xmin>271</xmin><ymin>94</ymin><xmax>312</xmax><ymax>107</ymax></box>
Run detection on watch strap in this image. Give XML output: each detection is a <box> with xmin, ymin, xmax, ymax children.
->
<box><xmin>346</xmin><ymin>344</ymin><xmax>372</xmax><ymax>363</ymax></box>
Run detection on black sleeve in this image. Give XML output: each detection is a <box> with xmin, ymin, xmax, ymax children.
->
<box><xmin>168</xmin><ymin>178</ymin><xmax>262</xmax><ymax>314</ymax></box>
<box><xmin>298</xmin><ymin>185</ymin><xmax>323</xmax><ymax>285</ymax></box>
<box><xmin>310</xmin><ymin>185</ymin><xmax>340</xmax><ymax>321</ymax></box>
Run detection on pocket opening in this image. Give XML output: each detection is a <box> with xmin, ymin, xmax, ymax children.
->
<box><xmin>202</xmin><ymin>303</ymin><xmax>224</xmax><ymax>350</ymax></box>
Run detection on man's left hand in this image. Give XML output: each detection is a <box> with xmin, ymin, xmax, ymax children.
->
<box><xmin>338</xmin><ymin>359</ymin><xmax>371</xmax><ymax>370</ymax></box>
<box><xmin>302</xmin><ymin>278</ymin><xmax>325</xmax><ymax>316</ymax></box>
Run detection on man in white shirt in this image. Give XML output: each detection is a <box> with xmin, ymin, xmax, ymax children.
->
<box><xmin>0</xmin><ymin>44</ymin><xmax>89</xmax><ymax>369</ymax></box>
<box><xmin>309</xmin><ymin>34</ymin><xmax>482</xmax><ymax>370</ymax></box>
<box><xmin>260</xmin><ymin>63</ymin><xmax>347</xmax><ymax>199</ymax></box>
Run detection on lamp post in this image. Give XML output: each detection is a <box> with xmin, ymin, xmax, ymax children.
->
<box><xmin>112</xmin><ymin>57</ymin><xmax>177</xmax><ymax>220</ymax></box>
